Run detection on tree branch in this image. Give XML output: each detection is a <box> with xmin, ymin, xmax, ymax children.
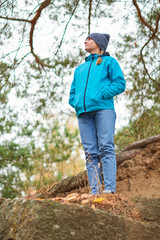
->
<box><xmin>55</xmin><ymin>0</ymin><xmax>80</xmax><ymax>56</ymax></box>
<box><xmin>139</xmin><ymin>13</ymin><xmax>160</xmax><ymax>85</ymax></box>
<box><xmin>132</xmin><ymin>0</ymin><xmax>160</xmax><ymax>84</ymax></box>
<box><xmin>132</xmin><ymin>0</ymin><xmax>155</xmax><ymax>31</ymax></box>
<box><xmin>29</xmin><ymin>0</ymin><xmax>51</xmax><ymax>67</ymax></box>
<box><xmin>0</xmin><ymin>15</ymin><xmax>31</xmax><ymax>23</ymax></box>
<box><xmin>122</xmin><ymin>135</ymin><xmax>160</xmax><ymax>151</ymax></box>
<box><xmin>0</xmin><ymin>0</ymin><xmax>52</xmax><ymax>68</ymax></box>
<box><xmin>88</xmin><ymin>0</ymin><xmax>92</xmax><ymax>35</ymax></box>
<box><xmin>132</xmin><ymin>0</ymin><xmax>160</xmax><ymax>40</ymax></box>
<box><xmin>140</xmin><ymin>40</ymin><xmax>160</xmax><ymax>86</ymax></box>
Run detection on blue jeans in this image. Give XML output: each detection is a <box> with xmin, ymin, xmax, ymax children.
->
<box><xmin>78</xmin><ymin>109</ymin><xmax>116</xmax><ymax>195</ymax></box>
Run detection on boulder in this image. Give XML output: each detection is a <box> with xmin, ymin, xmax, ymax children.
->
<box><xmin>0</xmin><ymin>197</ymin><xmax>160</xmax><ymax>240</ymax></box>
<box><xmin>0</xmin><ymin>135</ymin><xmax>160</xmax><ymax>240</ymax></box>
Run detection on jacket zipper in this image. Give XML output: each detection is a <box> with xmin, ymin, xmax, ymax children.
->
<box><xmin>83</xmin><ymin>55</ymin><xmax>94</xmax><ymax>112</ymax></box>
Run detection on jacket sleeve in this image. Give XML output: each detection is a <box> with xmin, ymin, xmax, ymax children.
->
<box><xmin>69</xmin><ymin>74</ymin><xmax>76</xmax><ymax>108</ymax></box>
<box><xmin>102</xmin><ymin>58</ymin><xmax>126</xmax><ymax>99</ymax></box>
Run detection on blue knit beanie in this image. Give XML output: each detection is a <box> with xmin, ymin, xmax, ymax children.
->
<box><xmin>87</xmin><ymin>33</ymin><xmax>110</xmax><ymax>52</ymax></box>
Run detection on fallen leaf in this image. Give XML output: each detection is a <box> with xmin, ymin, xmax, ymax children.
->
<box><xmin>91</xmin><ymin>204</ymin><xmax>96</xmax><ymax>209</ymax></box>
<box><xmin>93</xmin><ymin>197</ymin><xmax>105</xmax><ymax>203</ymax></box>
<box><xmin>66</xmin><ymin>193</ymin><xmax>80</xmax><ymax>198</ymax></box>
<box><xmin>80</xmin><ymin>194</ymin><xmax>91</xmax><ymax>199</ymax></box>
<box><xmin>65</xmin><ymin>196</ymin><xmax>79</xmax><ymax>201</ymax></box>
<box><xmin>81</xmin><ymin>199</ymin><xmax>90</xmax><ymax>204</ymax></box>
<box><xmin>52</xmin><ymin>197</ymin><xmax>65</xmax><ymax>202</ymax></box>
<box><xmin>65</xmin><ymin>193</ymin><xmax>80</xmax><ymax>201</ymax></box>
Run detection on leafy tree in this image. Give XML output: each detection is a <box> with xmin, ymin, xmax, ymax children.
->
<box><xmin>0</xmin><ymin>117</ymin><xmax>83</xmax><ymax>198</ymax></box>
<box><xmin>22</xmin><ymin>117</ymin><xmax>84</xmax><ymax>195</ymax></box>
<box><xmin>0</xmin><ymin>141</ymin><xmax>32</xmax><ymax>198</ymax></box>
<box><xmin>114</xmin><ymin>0</ymin><xmax>160</xmax><ymax>149</ymax></box>
<box><xmin>115</xmin><ymin>107</ymin><xmax>160</xmax><ymax>151</ymax></box>
<box><xmin>1</xmin><ymin>1</ymin><xmax>158</xmax><ymax>123</ymax></box>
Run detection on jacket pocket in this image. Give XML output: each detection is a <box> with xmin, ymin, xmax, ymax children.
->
<box><xmin>88</xmin><ymin>87</ymin><xmax>104</xmax><ymax>103</ymax></box>
<box><xmin>75</xmin><ymin>93</ymin><xmax>83</xmax><ymax>112</ymax></box>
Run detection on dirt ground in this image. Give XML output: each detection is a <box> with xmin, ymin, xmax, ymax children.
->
<box><xmin>64</xmin><ymin>141</ymin><xmax>160</xmax><ymax>199</ymax></box>
<box><xmin>116</xmin><ymin>141</ymin><xmax>160</xmax><ymax>198</ymax></box>
<box><xmin>50</xmin><ymin>140</ymin><xmax>160</xmax><ymax>199</ymax></box>
<box><xmin>25</xmin><ymin>139</ymin><xmax>160</xmax><ymax>220</ymax></box>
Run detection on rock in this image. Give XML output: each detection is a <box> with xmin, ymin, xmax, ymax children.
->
<box><xmin>0</xmin><ymin>198</ymin><xmax>160</xmax><ymax>240</ymax></box>
<box><xmin>132</xmin><ymin>197</ymin><xmax>160</xmax><ymax>224</ymax></box>
<box><xmin>0</xmin><ymin>135</ymin><xmax>160</xmax><ymax>239</ymax></box>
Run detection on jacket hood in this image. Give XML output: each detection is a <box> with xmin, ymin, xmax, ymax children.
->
<box><xmin>85</xmin><ymin>52</ymin><xmax>110</xmax><ymax>62</ymax></box>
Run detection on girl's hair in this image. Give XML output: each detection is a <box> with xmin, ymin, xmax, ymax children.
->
<box><xmin>96</xmin><ymin>50</ymin><xmax>103</xmax><ymax>65</ymax></box>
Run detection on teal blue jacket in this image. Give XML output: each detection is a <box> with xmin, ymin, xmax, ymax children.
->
<box><xmin>69</xmin><ymin>53</ymin><xmax>126</xmax><ymax>117</ymax></box>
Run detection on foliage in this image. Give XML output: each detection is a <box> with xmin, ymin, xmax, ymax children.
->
<box><xmin>0</xmin><ymin>141</ymin><xmax>32</xmax><ymax>198</ymax></box>
<box><xmin>115</xmin><ymin>1</ymin><xmax>160</xmax><ymax>148</ymax></box>
<box><xmin>116</xmin><ymin>2</ymin><xmax>160</xmax><ymax>111</ymax></box>
<box><xmin>0</xmin><ymin>0</ymin><xmax>159</xmax><ymax>198</ymax></box>
<box><xmin>23</xmin><ymin>117</ymin><xmax>84</xmax><ymax>194</ymax></box>
<box><xmin>0</xmin><ymin>117</ymin><xmax>84</xmax><ymax>199</ymax></box>
<box><xmin>115</xmin><ymin>107</ymin><xmax>160</xmax><ymax>151</ymax></box>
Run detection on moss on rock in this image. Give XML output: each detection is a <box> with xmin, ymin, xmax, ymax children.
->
<box><xmin>0</xmin><ymin>198</ymin><xmax>160</xmax><ymax>240</ymax></box>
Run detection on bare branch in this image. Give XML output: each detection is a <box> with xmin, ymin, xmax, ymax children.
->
<box><xmin>29</xmin><ymin>0</ymin><xmax>51</xmax><ymax>67</ymax></box>
<box><xmin>132</xmin><ymin>0</ymin><xmax>160</xmax><ymax>84</ymax></box>
<box><xmin>0</xmin><ymin>45</ymin><xmax>29</xmax><ymax>60</ymax></box>
<box><xmin>88</xmin><ymin>0</ymin><xmax>92</xmax><ymax>35</ymax></box>
<box><xmin>132</xmin><ymin>0</ymin><xmax>160</xmax><ymax>40</ymax></box>
<box><xmin>132</xmin><ymin>0</ymin><xmax>155</xmax><ymax>31</ymax></box>
<box><xmin>0</xmin><ymin>0</ymin><xmax>52</xmax><ymax>68</ymax></box>
<box><xmin>154</xmin><ymin>11</ymin><xmax>160</xmax><ymax>36</ymax></box>
<box><xmin>55</xmin><ymin>0</ymin><xmax>80</xmax><ymax>56</ymax></box>
<box><xmin>140</xmin><ymin>20</ymin><xmax>160</xmax><ymax>86</ymax></box>
<box><xmin>0</xmin><ymin>15</ymin><xmax>31</xmax><ymax>23</ymax></box>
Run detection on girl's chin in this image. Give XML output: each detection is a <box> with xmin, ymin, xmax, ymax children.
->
<box><xmin>85</xmin><ymin>48</ymin><xmax>90</xmax><ymax>53</ymax></box>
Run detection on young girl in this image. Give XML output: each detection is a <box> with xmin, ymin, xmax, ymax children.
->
<box><xmin>69</xmin><ymin>33</ymin><xmax>126</xmax><ymax>195</ymax></box>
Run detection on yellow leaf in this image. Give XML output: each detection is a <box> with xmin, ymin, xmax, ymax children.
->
<box><xmin>93</xmin><ymin>197</ymin><xmax>105</xmax><ymax>203</ymax></box>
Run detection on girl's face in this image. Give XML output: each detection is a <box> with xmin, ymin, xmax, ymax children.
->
<box><xmin>84</xmin><ymin>37</ymin><xmax>101</xmax><ymax>54</ymax></box>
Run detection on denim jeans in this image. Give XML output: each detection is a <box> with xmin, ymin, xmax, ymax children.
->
<box><xmin>78</xmin><ymin>109</ymin><xmax>116</xmax><ymax>195</ymax></box>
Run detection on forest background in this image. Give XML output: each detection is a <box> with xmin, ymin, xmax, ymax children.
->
<box><xmin>0</xmin><ymin>0</ymin><xmax>159</xmax><ymax>199</ymax></box>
